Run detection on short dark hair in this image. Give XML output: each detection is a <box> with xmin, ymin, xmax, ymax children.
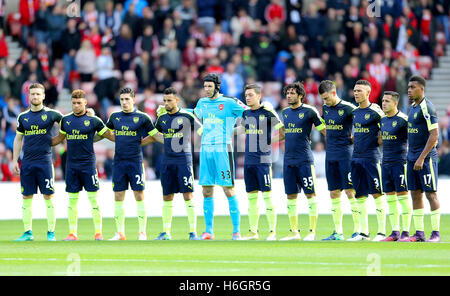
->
<box><xmin>71</xmin><ymin>89</ymin><xmax>86</xmax><ymax>99</ymax></box>
<box><xmin>383</xmin><ymin>91</ymin><xmax>400</xmax><ymax>101</ymax></box>
<box><xmin>119</xmin><ymin>87</ymin><xmax>135</xmax><ymax>98</ymax></box>
<box><xmin>318</xmin><ymin>80</ymin><xmax>336</xmax><ymax>94</ymax></box>
<box><xmin>355</xmin><ymin>80</ymin><xmax>371</xmax><ymax>88</ymax></box>
<box><xmin>163</xmin><ymin>87</ymin><xmax>178</xmax><ymax>96</ymax></box>
<box><xmin>283</xmin><ymin>82</ymin><xmax>306</xmax><ymax>101</ymax></box>
<box><xmin>409</xmin><ymin>75</ymin><xmax>426</xmax><ymax>87</ymax></box>
<box><xmin>244</xmin><ymin>83</ymin><xmax>262</xmax><ymax>95</ymax></box>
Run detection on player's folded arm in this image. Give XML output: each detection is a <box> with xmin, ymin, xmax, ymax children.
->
<box><xmin>51</xmin><ymin>131</ymin><xmax>66</xmax><ymax>146</ymax></box>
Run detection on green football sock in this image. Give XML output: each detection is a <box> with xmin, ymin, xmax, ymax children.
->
<box><xmin>287</xmin><ymin>199</ymin><xmax>298</xmax><ymax>232</ymax></box>
<box><xmin>374</xmin><ymin>195</ymin><xmax>387</xmax><ymax>234</ymax></box>
<box><xmin>397</xmin><ymin>195</ymin><xmax>412</xmax><ymax>232</ymax></box>
<box><xmin>22</xmin><ymin>198</ymin><xmax>33</xmax><ymax>232</ymax></box>
<box><xmin>308</xmin><ymin>196</ymin><xmax>318</xmax><ymax>233</ymax></box>
<box><xmin>263</xmin><ymin>191</ymin><xmax>276</xmax><ymax>233</ymax></box>
<box><xmin>413</xmin><ymin>208</ymin><xmax>424</xmax><ymax>232</ymax></box>
<box><xmin>386</xmin><ymin>194</ymin><xmax>400</xmax><ymax>231</ymax></box>
<box><xmin>184</xmin><ymin>199</ymin><xmax>196</xmax><ymax>233</ymax></box>
<box><xmin>357</xmin><ymin>196</ymin><xmax>369</xmax><ymax>235</ymax></box>
<box><xmin>430</xmin><ymin>209</ymin><xmax>440</xmax><ymax>232</ymax></box>
<box><xmin>45</xmin><ymin>198</ymin><xmax>56</xmax><ymax>233</ymax></box>
<box><xmin>331</xmin><ymin>197</ymin><xmax>343</xmax><ymax>234</ymax></box>
<box><xmin>162</xmin><ymin>200</ymin><xmax>173</xmax><ymax>233</ymax></box>
<box><xmin>114</xmin><ymin>200</ymin><xmax>125</xmax><ymax>234</ymax></box>
<box><xmin>136</xmin><ymin>200</ymin><xmax>147</xmax><ymax>234</ymax></box>
<box><xmin>348</xmin><ymin>197</ymin><xmax>360</xmax><ymax>233</ymax></box>
<box><xmin>68</xmin><ymin>193</ymin><xmax>79</xmax><ymax>235</ymax></box>
<box><xmin>87</xmin><ymin>191</ymin><xmax>102</xmax><ymax>234</ymax></box>
<box><xmin>247</xmin><ymin>192</ymin><xmax>259</xmax><ymax>233</ymax></box>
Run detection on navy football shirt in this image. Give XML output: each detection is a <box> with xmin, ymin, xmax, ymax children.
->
<box><xmin>242</xmin><ymin>106</ymin><xmax>284</xmax><ymax>165</ymax></box>
<box><xmin>322</xmin><ymin>99</ymin><xmax>356</xmax><ymax>161</ymax></box>
<box><xmin>380</xmin><ymin>111</ymin><xmax>408</xmax><ymax>164</ymax></box>
<box><xmin>106</xmin><ymin>109</ymin><xmax>158</xmax><ymax>162</ymax></box>
<box><xmin>16</xmin><ymin>107</ymin><xmax>63</xmax><ymax>163</ymax></box>
<box><xmin>282</xmin><ymin>104</ymin><xmax>325</xmax><ymax>165</ymax></box>
<box><xmin>60</xmin><ymin>113</ymin><xmax>108</xmax><ymax>168</ymax></box>
<box><xmin>155</xmin><ymin>109</ymin><xmax>202</xmax><ymax>166</ymax></box>
<box><xmin>407</xmin><ymin>97</ymin><xmax>438</xmax><ymax>161</ymax></box>
<box><xmin>352</xmin><ymin>103</ymin><xmax>384</xmax><ymax>161</ymax></box>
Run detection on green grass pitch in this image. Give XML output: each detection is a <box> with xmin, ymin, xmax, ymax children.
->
<box><xmin>0</xmin><ymin>214</ymin><xmax>449</xmax><ymax>276</ymax></box>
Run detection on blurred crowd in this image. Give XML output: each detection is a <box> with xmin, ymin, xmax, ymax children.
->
<box><xmin>1</xmin><ymin>0</ymin><xmax>450</xmax><ymax>182</ymax></box>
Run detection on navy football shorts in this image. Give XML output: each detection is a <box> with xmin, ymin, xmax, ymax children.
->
<box><xmin>20</xmin><ymin>161</ymin><xmax>55</xmax><ymax>196</ymax></box>
<box><xmin>112</xmin><ymin>160</ymin><xmax>146</xmax><ymax>192</ymax></box>
<box><xmin>382</xmin><ymin>162</ymin><xmax>408</xmax><ymax>193</ymax></box>
<box><xmin>244</xmin><ymin>164</ymin><xmax>272</xmax><ymax>192</ymax></box>
<box><xmin>283</xmin><ymin>163</ymin><xmax>316</xmax><ymax>195</ymax></box>
<box><xmin>325</xmin><ymin>159</ymin><xmax>353</xmax><ymax>191</ymax></box>
<box><xmin>407</xmin><ymin>158</ymin><xmax>438</xmax><ymax>192</ymax></box>
<box><xmin>65</xmin><ymin>164</ymin><xmax>99</xmax><ymax>193</ymax></box>
<box><xmin>160</xmin><ymin>163</ymin><xmax>194</xmax><ymax>196</ymax></box>
<box><xmin>351</xmin><ymin>159</ymin><xmax>382</xmax><ymax>197</ymax></box>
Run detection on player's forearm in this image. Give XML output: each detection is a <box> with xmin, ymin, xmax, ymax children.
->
<box><xmin>418</xmin><ymin>129</ymin><xmax>439</xmax><ymax>160</ymax></box>
<box><xmin>93</xmin><ymin>134</ymin><xmax>103</xmax><ymax>142</ymax></box>
<box><xmin>271</xmin><ymin>127</ymin><xmax>285</xmax><ymax>143</ymax></box>
<box><xmin>153</xmin><ymin>132</ymin><xmax>164</xmax><ymax>144</ymax></box>
<box><xmin>12</xmin><ymin>136</ymin><xmax>23</xmax><ymax>162</ymax></box>
<box><xmin>51</xmin><ymin>134</ymin><xmax>65</xmax><ymax>146</ymax></box>
<box><xmin>233</xmin><ymin>126</ymin><xmax>245</xmax><ymax>136</ymax></box>
<box><xmin>141</xmin><ymin>135</ymin><xmax>155</xmax><ymax>146</ymax></box>
<box><xmin>97</xmin><ymin>130</ymin><xmax>115</xmax><ymax>142</ymax></box>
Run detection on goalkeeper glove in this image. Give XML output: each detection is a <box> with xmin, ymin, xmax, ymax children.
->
<box><xmin>156</xmin><ymin>105</ymin><xmax>167</xmax><ymax>117</ymax></box>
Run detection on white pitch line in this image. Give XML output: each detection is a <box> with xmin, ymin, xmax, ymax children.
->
<box><xmin>0</xmin><ymin>257</ymin><xmax>449</xmax><ymax>268</ymax></box>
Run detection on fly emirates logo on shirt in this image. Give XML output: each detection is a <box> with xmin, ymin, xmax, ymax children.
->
<box><xmin>326</xmin><ymin>119</ymin><xmax>344</xmax><ymax>130</ymax></box>
<box><xmin>285</xmin><ymin>122</ymin><xmax>302</xmax><ymax>134</ymax></box>
<box><xmin>354</xmin><ymin>122</ymin><xmax>370</xmax><ymax>133</ymax></box>
<box><xmin>67</xmin><ymin>129</ymin><xmax>88</xmax><ymax>140</ymax></box>
<box><xmin>25</xmin><ymin>125</ymin><xmax>47</xmax><ymax>136</ymax></box>
<box><xmin>164</xmin><ymin>128</ymin><xmax>184</xmax><ymax>138</ymax></box>
<box><xmin>382</xmin><ymin>131</ymin><xmax>397</xmax><ymax>140</ymax></box>
<box><xmin>115</xmin><ymin>125</ymin><xmax>137</xmax><ymax>136</ymax></box>
<box><xmin>203</xmin><ymin>113</ymin><xmax>224</xmax><ymax>125</ymax></box>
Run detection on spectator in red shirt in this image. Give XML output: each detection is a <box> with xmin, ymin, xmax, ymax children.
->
<box><xmin>360</xmin><ymin>69</ymin><xmax>381</xmax><ymax>104</ymax></box>
<box><xmin>19</xmin><ymin>0</ymin><xmax>40</xmax><ymax>45</ymax></box>
<box><xmin>366</xmin><ymin>52</ymin><xmax>389</xmax><ymax>86</ymax></box>
<box><xmin>0</xmin><ymin>28</ymin><xmax>8</xmax><ymax>58</ymax></box>
<box><xmin>264</xmin><ymin>0</ymin><xmax>286</xmax><ymax>24</ymax></box>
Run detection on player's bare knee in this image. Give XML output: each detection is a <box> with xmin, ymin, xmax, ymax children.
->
<box><xmin>43</xmin><ymin>194</ymin><xmax>53</xmax><ymax>200</ymax></box>
<box><xmin>114</xmin><ymin>191</ymin><xmax>125</xmax><ymax>201</ymax></box>
<box><xmin>385</xmin><ymin>191</ymin><xmax>396</xmax><ymax>196</ymax></box>
<box><xmin>424</xmin><ymin>191</ymin><xmax>438</xmax><ymax>202</ymax></box>
<box><xmin>396</xmin><ymin>191</ymin><xmax>408</xmax><ymax>196</ymax></box>
<box><xmin>330</xmin><ymin>190</ymin><xmax>341</xmax><ymax>199</ymax></box>
<box><xmin>134</xmin><ymin>191</ymin><xmax>144</xmax><ymax>201</ymax></box>
<box><xmin>287</xmin><ymin>194</ymin><xmax>297</xmax><ymax>200</ymax></box>
<box><xmin>183</xmin><ymin>192</ymin><xmax>193</xmax><ymax>201</ymax></box>
<box><xmin>223</xmin><ymin>186</ymin><xmax>235</xmax><ymax>197</ymax></box>
<box><xmin>344</xmin><ymin>189</ymin><xmax>355</xmax><ymax>198</ymax></box>
<box><xmin>23</xmin><ymin>195</ymin><xmax>33</xmax><ymax>200</ymax></box>
<box><xmin>202</xmin><ymin>186</ymin><xmax>214</xmax><ymax>197</ymax></box>
<box><xmin>306</xmin><ymin>193</ymin><xmax>315</xmax><ymax>199</ymax></box>
<box><xmin>410</xmin><ymin>190</ymin><xmax>423</xmax><ymax>201</ymax></box>
<box><xmin>163</xmin><ymin>194</ymin><xmax>174</xmax><ymax>201</ymax></box>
